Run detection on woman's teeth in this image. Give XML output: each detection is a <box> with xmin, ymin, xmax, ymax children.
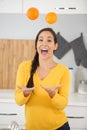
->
<box><xmin>41</xmin><ymin>49</ymin><xmax>48</xmax><ymax>53</ymax></box>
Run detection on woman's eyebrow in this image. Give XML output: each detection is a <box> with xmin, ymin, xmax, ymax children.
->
<box><xmin>38</xmin><ymin>36</ymin><xmax>43</xmax><ymax>38</ymax></box>
<box><xmin>39</xmin><ymin>36</ymin><xmax>53</xmax><ymax>39</ymax></box>
<box><xmin>48</xmin><ymin>36</ymin><xmax>53</xmax><ymax>39</ymax></box>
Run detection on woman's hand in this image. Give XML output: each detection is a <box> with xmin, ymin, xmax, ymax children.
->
<box><xmin>41</xmin><ymin>85</ymin><xmax>61</xmax><ymax>98</ymax></box>
<box><xmin>17</xmin><ymin>86</ymin><xmax>35</xmax><ymax>97</ymax></box>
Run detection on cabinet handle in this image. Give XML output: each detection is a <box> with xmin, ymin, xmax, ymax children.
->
<box><xmin>67</xmin><ymin>116</ymin><xmax>85</xmax><ymax>118</ymax></box>
<box><xmin>0</xmin><ymin>113</ymin><xmax>17</xmax><ymax>115</ymax></box>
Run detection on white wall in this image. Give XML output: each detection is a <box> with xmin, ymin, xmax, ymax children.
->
<box><xmin>0</xmin><ymin>14</ymin><xmax>87</xmax><ymax>91</ymax></box>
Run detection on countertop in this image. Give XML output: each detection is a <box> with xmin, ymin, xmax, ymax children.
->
<box><xmin>0</xmin><ymin>89</ymin><xmax>15</xmax><ymax>103</ymax></box>
<box><xmin>68</xmin><ymin>92</ymin><xmax>87</xmax><ymax>106</ymax></box>
<box><xmin>0</xmin><ymin>89</ymin><xmax>87</xmax><ymax>106</ymax></box>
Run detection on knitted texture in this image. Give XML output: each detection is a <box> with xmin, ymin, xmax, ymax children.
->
<box><xmin>54</xmin><ymin>33</ymin><xmax>71</xmax><ymax>59</ymax></box>
<box><xmin>70</xmin><ymin>33</ymin><xmax>87</xmax><ymax>68</ymax></box>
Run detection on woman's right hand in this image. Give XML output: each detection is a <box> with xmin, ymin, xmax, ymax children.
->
<box><xmin>41</xmin><ymin>85</ymin><xmax>61</xmax><ymax>98</ymax></box>
<box><xmin>17</xmin><ymin>86</ymin><xmax>35</xmax><ymax>97</ymax></box>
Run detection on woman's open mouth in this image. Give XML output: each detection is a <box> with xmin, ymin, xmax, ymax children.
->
<box><xmin>41</xmin><ymin>49</ymin><xmax>48</xmax><ymax>55</ymax></box>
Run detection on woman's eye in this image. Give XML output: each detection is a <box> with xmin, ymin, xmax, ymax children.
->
<box><xmin>48</xmin><ymin>39</ymin><xmax>52</xmax><ymax>42</ymax></box>
<box><xmin>39</xmin><ymin>39</ymin><xmax>43</xmax><ymax>42</ymax></box>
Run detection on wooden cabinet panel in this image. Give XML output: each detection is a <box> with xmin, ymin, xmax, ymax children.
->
<box><xmin>0</xmin><ymin>39</ymin><xmax>35</xmax><ymax>89</ymax></box>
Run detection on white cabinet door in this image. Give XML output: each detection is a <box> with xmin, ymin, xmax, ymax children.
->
<box><xmin>65</xmin><ymin>105</ymin><xmax>87</xmax><ymax>129</ymax></box>
<box><xmin>23</xmin><ymin>0</ymin><xmax>87</xmax><ymax>14</ymax></box>
<box><xmin>0</xmin><ymin>0</ymin><xmax>22</xmax><ymax>13</ymax></box>
<box><xmin>71</xmin><ymin>129</ymin><xmax>87</xmax><ymax>130</ymax></box>
<box><xmin>0</xmin><ymin>102</ymin><xmax>25</xmax><ymax>127</ymax></box>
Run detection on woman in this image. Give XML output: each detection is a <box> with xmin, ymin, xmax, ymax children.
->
<box><xmin>14</xmin><ymin>27</ymin><xmax>70</xmax><ymax>130</ymax></box>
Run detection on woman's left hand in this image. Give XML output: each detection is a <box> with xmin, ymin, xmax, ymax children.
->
<box><xmin>17</xmin><ymin>86</ymin><xmax>35</xmax><ymax>97</ymax></box>
<box><xmin>41</xmin><ymin>85</ymin><xmax>61</xmax><ymax>98</ymax></box>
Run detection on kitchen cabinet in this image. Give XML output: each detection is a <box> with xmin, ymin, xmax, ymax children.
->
<box><xmin>0</xmin><ymin>0</ymin><xmax>87</xmax><ymax>14</ymax></box>
<box><xmin>23</xmin><ymin>0</ymin><xmax>87</xmax><ymax>14</ymax></box>
<box><xmin>0</xmin><ymin>102</ymin><xmax>25</xmax><ymax>129</ymax></box>
<box><xmin>71</xmin><ymin>129</ymin><xmax>87</xmax><ymax>130</ymax></box>
<box><xmin>65</xmin><ymin>93</ymin><xmax>87</xmax><ymax>130</ymax></box>
<box><xmin>0</xmin><ymin>89</ymin><xmax>25</xmax><ymax>129</ymax></box>
<box><xmin>65</xmin><ymin>106</ymin><xmax>87</xmax><ymax>129</ymax></box>
<box><xmin>0</xmin><ymin>89</ymin><xmax>87</xmax><ymax>129</ymax></box>
<box><xmin>0</xmin><ymin>0</ymin><xmax>22</xmax><ymax>13</ymax></box>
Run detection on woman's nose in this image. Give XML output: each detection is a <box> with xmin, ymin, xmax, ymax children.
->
<box><xmin>42</xmin><ymin>41</ymin><xmax>47</xmax><ymax>45</ymax></box>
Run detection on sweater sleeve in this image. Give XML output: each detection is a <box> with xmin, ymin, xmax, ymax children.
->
<box><xmin>51</xmin><ymin>67</ymin><xmax>70</xmax><ymax>110</ymax></box>
<box><xmin>14</xmin><ymin>61</ymin><xmax>31</xmax><ymax>106</ymax></box>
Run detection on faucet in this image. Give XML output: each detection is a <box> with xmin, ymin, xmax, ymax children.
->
<box><xmin>8</xmin><ymin>121</ymin><xmax>19</xmax><ymax>130</ymax></box>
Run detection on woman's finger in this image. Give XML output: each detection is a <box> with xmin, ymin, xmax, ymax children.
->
<box><xmin>17</xmin><ymin>86</ymin><xmax>23</xmax><ymax>90</ymax></box>
<box><xmin>55</xmin><ymin>85</ymin><xmax>62</xmax><ymax>89</ymax></box>
<box><xmin>29</xmin><ymin>87</ymin><xmax>35</xmax><ymax>91</ymax></box>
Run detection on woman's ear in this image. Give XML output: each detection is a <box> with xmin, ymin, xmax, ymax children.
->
<box><xmin>54</xmin><ymin>43</ymin><xmax>58</xmax><ymax>50</ymax></box>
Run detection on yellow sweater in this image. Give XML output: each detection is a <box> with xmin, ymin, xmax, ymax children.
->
<box><xmin>14</xmin><ymin>60</ymin><xmax>70</xmax><ymax>130</ymax></box>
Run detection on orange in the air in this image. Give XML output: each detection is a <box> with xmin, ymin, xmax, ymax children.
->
<box><xmin>26</xmin><ymin>7</ymin><xmax>39</xmax><ymax>20</ymax></box>
<box><xmin>45</xmin><ymin>12</ymin><xmax>58</xmax><ymax>24</ymax></box>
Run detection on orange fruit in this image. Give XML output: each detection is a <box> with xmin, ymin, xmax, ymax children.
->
<box><xmin>45</xmin><ymin>12</ymin><xmax>58</xmax><ymax>24</ymax></box>
<box><xmin>26</xmin><ymin>7</ymin><xmax>39</xmax><ymax>20</ymax></box>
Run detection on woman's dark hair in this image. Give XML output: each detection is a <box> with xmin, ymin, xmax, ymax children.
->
<box><xmin>26</xmin><ymin>27</ymin><xmax>57</xmax><ymax>88</ymax></box>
